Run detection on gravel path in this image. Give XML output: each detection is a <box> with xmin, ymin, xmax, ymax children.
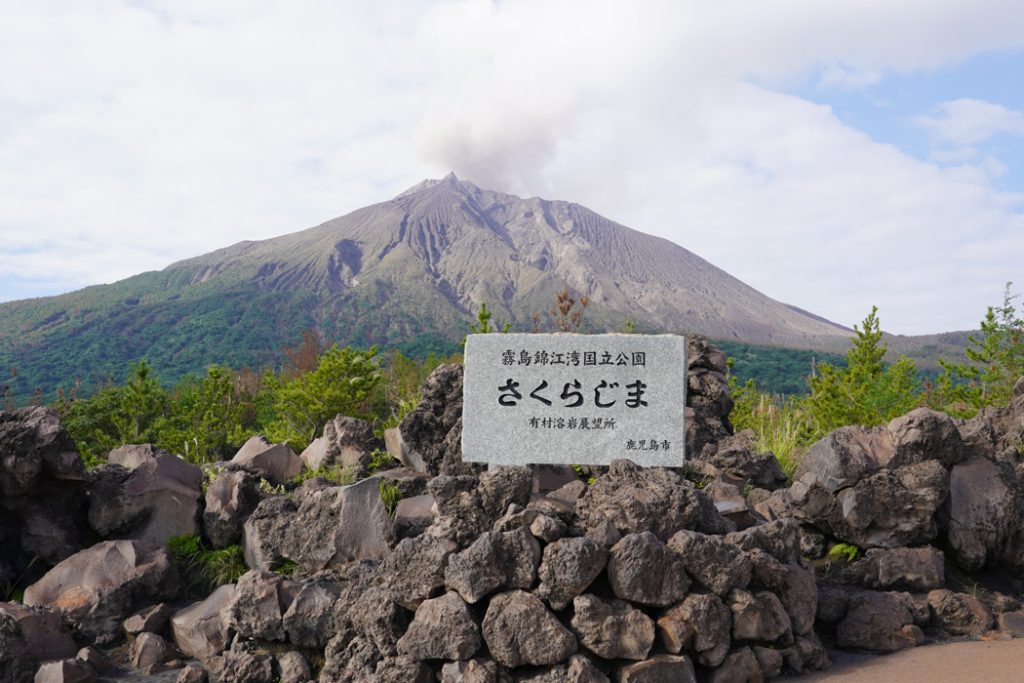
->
<box><xmin>797</xmin><ymin>639</ymin><xmax>1024</xmax><ymax>682</ymax></box>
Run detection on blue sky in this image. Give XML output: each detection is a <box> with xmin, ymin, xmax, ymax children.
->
<box><xmin>1</xmin><ymin>1</ymin><xmax>1022</xmax><ymax>335</ymax></box>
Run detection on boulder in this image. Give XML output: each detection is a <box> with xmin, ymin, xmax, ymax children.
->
<box><xmin>607</xmin><ymin>532</ymin><xmax>689</xmax><ymax>607</ymax></box>
<box><xmin>285</xmin><ymin>477</ymin><xmax>395</xmax><ymax>570</ymax></box>
<box><xmin>618</xmin><ymin>654</ymin><xmax>697</xmax><ymax>683</ymax></box>
<box><xmin>32</xmin><ymin>659</ymin><xmax>97</xmax><ymax>683</ymax></box>
<box><xmin>535</xmin><ymin>536</ymin><xmax>608</xmax><ymax>610</ymax></box>
<box><xmin>667</xmin><ymin>530</ymin><xmax>750</xmax><ymax>597</ymax></box>
<box><xmin>427</xmin><ymin>467</ymin><xmax>533</xmax><ymax>546</ymax></box>
<box><xmin>657</xmin><ymin>593</ymin><xmax>731</xmax><ymax>667</ymax></box>
<box><xmin>791</xmin><ymin>459</ymin><xmax>948</xmax><ymax>549</ymax></box>
<box><xmin>395</xmin><ymin>362</ymin><xmax>471</xmax><ymax>475</ymax></box>
<box><xmin>0</xmin><ymin>407</ymin><xmax>88</xmax><ymax>574</ymax></box>
<box><xmin>277</xmin><ymin>651</ymin><xmax>311</xmax><ymax>683</ymax></box>
<box><xmin>945</xmin><ymin>457</ymin><xmax>1021</xmax><ymax>571</ymax></box>
<box><xmin>836</xmin><ymin>591</ymin><xmax>920</xmax><ymax>652</ymax></box>
<box><xmin>23</xmin><ymin>540</ymin><xmax>178</xmax><ymax>642</ymax></box>
<box><xmin>576</xmin><ymin>460</ymin><xmax>733</xmax><ymax>542</ymax></box>
<box><xmin>320</xmin><ymin>629</ymin><xmax>380</xmax><ymax>682</ymax></box>
<box><xmin>745</xmin><ymin>549</ymin><xmax>817</xmax><ymax>636</ymax></box>
<box><xmin>217</xmin><ymin>650</ymin><xmax>273</xmax><ymax>683</ymax></box>
<box><xmin>282</xmin><ymin>579</ymin><xmax>340</xmax><ymax>648</ymax></box>
<box><xmin>203</xmin><ymin>470</ymin><xmax>261</xmax><ymax>549</ymax></box>
<box><xmin>382</xmin><ymin>534</ymin><xmax>457</xmax><ymax>609</ymax></box>
<box><xmin>75</xmin><ymin>647</ymin><xmax>114</xmax><ymax>675</ymax></box>
<box><xmin>393</xmin><ymin>493</ymin><xmax>435</xmax><ymax>540</ymax></box>
<box><xmin>439</xmin><ymin>658</ymin><xmax>506</xmax><ymax>683</ymax></box>
<box><xmin>0</xmin><ymin>602</ymin><xmax>77</xmax><ymax>663</ymax></box>
<box><xmin>793</xmin><ymin>426</ymin><xmax>894</xmax><ymax>493</ymax></box>
<box><xmin>843</xmin><ymin>546</ymin><xmax>945</xmax><ymax>591</ymax></box>
<box><xmin>242</xmin><ymin>496</ymin><xmax>296</xmax><ymax>571</ymax></box>
<box><xmin>728</xmin><ymin>589</ymin><xmax>792</xmax><ymax>644</ymax></box>
<box><xmin>89</xmin><ymin>448</ymin><xmax>203</xmax><ymax>548</ymax></box>
<box><xmin>709</xmin><ymin>647</ymin><xmax>762</xmax><ymax>683</ymax></box>
<box><xmin>175</xmin><ymin>663</ymin><xmax>208</xmax><ymax>683</ymax></box>
<box><xmin>399</xmin><ymin>364</ymin><xmax>472</xmax><ymax>476</ymax></box>
<box><xmin>445</xmin><ymin>528</ymin><xmax>540</xmax><ymax>604</ymax></box>
<box><xmin>123</xmin><ymin>602</ymin><xmax>172</xmax><ymax>637</ymax></box>
<box><xmin>0</xmin><ymin>406</ymin><xmax>84</xmax><ymax>498</ymax></box>
<box><xmin>231</xmin><ymin>436</ymin><xmax>301</xmax><ymax>485</ymax></box>
<box><xmin>725</xmin><ymin>518</ymin><xmax>802</xmax><ymax>566</ymax></box>
<box><xmin>516</xmin><ymin>655</ymin><xmax>609</xmax><ymax>683</ymax></box>
<box><xmin>570</xmin><ymin>594</ymin><xmax>654</xmax><ymax>661</ymax></box>
<box><xmin>397</xmin><ymin>591</ymin><xmax>481</xmax><ymax>661</ymax></box>
<box><xmin>927</xmin><ymin>589</ymin><xmax>994</xmax><ymax>636</ymax></box>
<box><xmin>752</xmin><ymin>646</ymin><xmax>783</xmax><ymax>678</ymax></box>
<box><xmin>170</xmin><ymin>584</ymin><xmax>236</xmax><ymax>664</ymax></box>
<box><xmin>0</xmin><ymin>606</ymin><xmax>34</xmax><ymax>683</ymax></box>
<box><xmin>300</xmin><ymin>415</ymin><xmax>380</xmax><ymax>472</ymax></box>
<box><xmin>347</xmin><ymin>586</ymin><xmax>411</xmax><ymax>657</ymax></box>
<box><xmin>383</xmin><ymin>428</ymin><xmax>428</xmax><ymax>474</ymax></box>
<box><xmin>482</xmin><ymin>590</ymin><xmax>577</xmax><ymax>668</ymax></box>
<box><xmin>129</xmin><ymin>632</ymin><xmax>169</xmax><ymax>674</ymax></box>
<box><xmin>227</xmin><ymin>570</ymin><xmax>288</xmax><ymax>641</ymax></box>
<box><xmin>701</xmin><ymin>432</ymin><xmax>788</xmax><ymax>490</ymax></box>
<box><xmin>888</xmin><ymin>408</ymin><xmax>965</xmax><ymax>468</ymax></box>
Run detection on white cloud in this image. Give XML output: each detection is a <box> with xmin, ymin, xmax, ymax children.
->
<box><xmin>915</xmin><ymin>98</ymin><xmax>1024</xmax><ymax>146</ymax></box>
<box><xmin>1</xmin><ymin>1</ymin><xmax>1024</xmax><ymax>334</ymax></box>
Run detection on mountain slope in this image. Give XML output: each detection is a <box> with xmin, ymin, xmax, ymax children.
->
<box><xmin>1</xmin><ymin>173</ymin><xmax>860</xmax><ymax>399</ymax></box>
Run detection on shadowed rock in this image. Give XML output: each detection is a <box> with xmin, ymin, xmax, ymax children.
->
<box><xmin>23</xmin><ymin>540</ymin><xmax>178</xmax><ymax>642</ymax></box>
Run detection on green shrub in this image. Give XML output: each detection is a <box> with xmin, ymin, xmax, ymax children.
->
<box><xmin>379</xmin><ymin>480</ymin><xmax>402</xmax><ymax>519</ymax></box>
<box><xmin>292</xmin><ymin>464</ymin><xmax>357</xmax><ymax>486</ymax></box>
<box><xmin>827</xmin><ymin>542</ymin><xmax>862</xmax><ymax>563</ymax></box>
<box><xmin>167</xmin><ymin>534</ymin><xmax>247</xmax><ymax>597</ymax></box>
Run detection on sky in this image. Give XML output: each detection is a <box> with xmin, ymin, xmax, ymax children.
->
<box><xmin>1</xmin><ymin>1</ymin><xmax>1023</xmax><ymax>336</ymax></box>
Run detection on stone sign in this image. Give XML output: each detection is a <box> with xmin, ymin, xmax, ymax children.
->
<box><xmin>462</xmin><ymin>333</ymin><xmax>687</xmax><ymax>467</ymax></box>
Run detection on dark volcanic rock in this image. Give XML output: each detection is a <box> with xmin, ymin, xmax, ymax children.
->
<box><xmin>571</xmin><ymin>594</ymin><xmax>654</xmax><ymax>661</ymax></box>
<box><xmin>657</xmin><ymin>593</ymin><xmax>731</xmax><ymax>667</ymax></box>
<box><xmin>90</xmin><ymin>446</ymin><xmax>204</xmax><ymax>549</ymax></box>
<box><xmin>397</xmin><ymin>591</ymin><xmax>481</xmax><ymax>661</ymax></box>
<box><xmin>535</xmin><ymin>536</ymin><xmax>608</xmax><ymax>610</ymax></box>
<box><xmin>944</xmin><ymin>456</ymin><xmax>1022</xmax><ymax>572</ymax></box>
<box><xmin>843</xmin><ymin>546</ymin><xmax>945</xmax><ymax>591</ymax></box>
<box><xmin>285</xmin><ymin>476</ymin><xmax>396</xmax><ymax>570</ymax></box>
<box><xmin>445</xmin><ymin>527</ymin><xmax>540</xmax><ymax>604</ymax></box>
<box><xmin>300</xmin><ymin>414</ymin><xmax>381</xmax><ymax>472</ymax></box>
<box><xmin>576</xmin><ymin>460</ymin><xmax>733</xmax><ymax>541</ymax></box>
<box><xmin>427</xmin><ymin>467</ymin><xmax>533</xmax><ymax>546</ymax></box>
<box><xmin>382</xmin><ymin>534</ymin><xmax>458</xmax><ymax>609</ymax></box>
<box><xmin>667</xmin><ymin>530</ymin><xmax>750</xmax><ymax>597</ymax></box>
<box><xmin>241</xmin><ymin>495</ymin><xmax>296</xmax><ymax>571</ymax></box>
<box><xmin>482</xmin><ymin>590</ymin><xmax>577</xmax><ymax>668</ymax></box>
<box><xmin>399</xmin><ymin>364</ymin><xmax>476</xmax><ymax>476</ymax></box>
<box><xmin>836</xmin><ymin>591</ymin><xmax>920</xmax><ymax>652</ymax></box>
<box><xmin>203</xmin><ymin>470</ymin><xmax>261</xmax><ymax>549</ymax></box>
<box><xmin>927</xmin><ymin>589</ymin><xmax>994</xmax><ymax>636</ymax></box>
<box><xmin>607</xmin><ymin>532</ymin><xmax>689</xmax><ymax>607</ymax></box>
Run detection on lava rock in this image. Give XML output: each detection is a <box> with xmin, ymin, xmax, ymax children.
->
<box><xmin>570</xmin><ymin>594</ymin><xmax>655</xmax><ymax>661</ymax></box>
<box><xmin>535</xmin><ymin>536</ymin><xmax>608</xmax><ymax>610</ymax></box>
<box><xmin>203</xmin><ymin>470</ymin><xmax>261</xmax><ymax>549</ymax></box>
<box><xmin>608</xmin><ymin>532</ymin><xmax>690</xmax><ymax>607</ymax></box>
<box><xmin>482</xmin><ymin>590</ymin><xmax>577</xmax><ymax>668</ymax></box>
<box><xmin>397</xmin><ymin>591</ymin><xmax>481</xmax><ymax>661</ymax></box>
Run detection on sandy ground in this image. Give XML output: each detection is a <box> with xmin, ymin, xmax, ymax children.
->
<box><xmin>796</xmin><ymin>639</ymin><xmax>1024</xmax><ymax>682</ymax></box>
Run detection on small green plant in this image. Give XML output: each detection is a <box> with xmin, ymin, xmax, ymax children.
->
<box><xmin>292</xmin><ymin>464</ymin><xmax>357</xmax><ymax>486</ymax></box>
<box><xmin>827</xmin><ymin>542</ymin><xmax>862</xmax><ymax>563</ymax></box>
<box><xmin>258</xmin><ymin>477</ymin><xmax>287</xmax><ymax>496</ymax></box>
<box><xmin>272</xmin><ymin>559</ymin><xmax>300</xmax><ymax>576</ymax></box>
<box><xmin>367</xmin><ymin>448</ymin><xmax>396</xmax><ymax>473</ymax></box>
<box><xmin>623</xmin><ymin>319</ymin><xmax>636</xmax><ymax>334</ymax></box>
<box><xmin>201</xmin><ymin>465</ymin><xmax>223</xmax><ymax>494</ymax></box>
<box><xmin>587</xmin><ymin>476</ymin><xmax>597</xmax><ymax>487</ymax></box>
<box><xmin>571</xmin><ymin>464</ymin><xmax>585</xmax><ymax>479</ymax></box>
<box><xmin>379</xmin><ymin>480</ymin><xmax>402</xmax><ymax>519</ymax></box>
<box><xmin>168</xmin><ymin>534</ymin><xmax>247</xmax><ymax>597</ymax></box>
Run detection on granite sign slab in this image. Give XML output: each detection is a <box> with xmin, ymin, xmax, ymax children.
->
<box><xmin>462</xmin><ymin>333</ymin><xmax>686</xmax><ymax>467</ymax></box>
